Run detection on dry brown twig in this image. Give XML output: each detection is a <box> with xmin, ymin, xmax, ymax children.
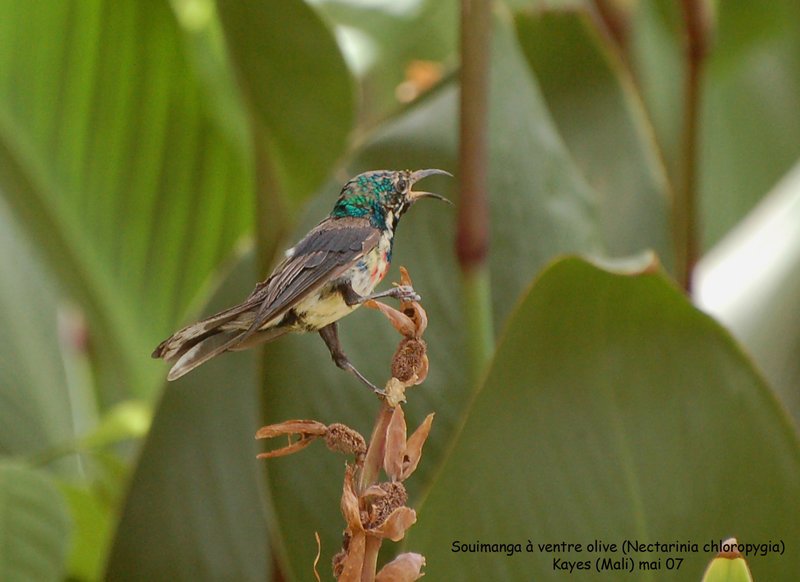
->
<box><xmin>256</xmin><ymin>267</ymin><xmax>433</xmax><ymax>582</ymax></box>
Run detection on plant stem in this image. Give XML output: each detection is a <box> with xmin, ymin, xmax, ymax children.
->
<box><xmin>361</xmin><ymin>537</ymin><xmax>382</xmax><ymax>582</ymax></box>
<box><xmin>591</xmin><ymin>0</ymin><xmax>630</xmax><ymax>59</ymax></box>
<box><xmin>458</xmin><ymin>0</ymin><xmax>494</xmax><ymax>382</ymax></box>
<box><xmin>461</xmin><ymin>267</ymin><xmax>494</xmax><ymax>381</ymax></box>
<box><xmin>676</xmin><ymin>0</ymin><xmax>711</xmax><ymax>293</ymax></box>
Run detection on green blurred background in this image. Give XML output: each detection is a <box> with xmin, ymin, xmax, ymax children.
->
<box><xmin>1</xmin><ymin>0</ymin><xmax>799</xmax><ymax>580</ymax></box>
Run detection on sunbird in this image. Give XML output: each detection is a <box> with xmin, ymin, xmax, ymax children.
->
<box><xmin>153</xmin><ymin>168</ymin><xmax>451</xmax><ymax>391</ymax></box>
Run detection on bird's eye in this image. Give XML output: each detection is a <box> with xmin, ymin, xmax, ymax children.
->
<box><xmin>396</xmin><ymin>177</ymin><xmax>408</xmax><ymax>191</ymax></box>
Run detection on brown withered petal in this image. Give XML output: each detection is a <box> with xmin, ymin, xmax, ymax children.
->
<box><xmin>401</xmin><ymin>413</ymin><xmax>434</xmax><ymax>481</ymax></box>
<box><xmin>332</xmin><ymin>549</ymin><xmax>346</xmax><ymax>579</ymax></box>
<box><xmin>364</xmin><ymin>299</ymin><xmax>417</xmax><ymax>338</ymax></box>
<box><xmin>375</xmin><ymin>553</ymin><xmax>426</xmax><ymax>582</ymax></box>
<box><xmin>401</xmin><ymin>300</ymin><xmax>427</xmax><ymax>337</ymax></box>
<box><xmin>390</xmin><ymin>338</ymin><xmax>427</xmax><ymax>384</ymax></box>
<box><xmin>255</xmin><ymin>420</ymin><xmax>328</xmax><ymax>459</ymax></box>
<box><xmin>341</xmin><ymin>465</ymin><xmax>363</xmax><ymax>534</ymax></box>
<box><xmin>336</xmin><ymin>533</ymin><xmax>366</xmax><ymax>582</ymax></box>
<box><xmin>255</xmin><ymin>419</ymin><xmax>327</xmax><ymax>440</ymax></box>
<box><xmin>337</xmin><ymin>466</ymin><xmax>367</xmax><ymax>581</ymax></box>
<box><xmin>361</xmin><ymin>484</ymin><xmax>389</xmax><ymax>499</ymax></box>
<box><xmin>369</xmin><ymin>506</ymin><xmax>417</xmax><ymax>542</ymax></box>
<box><xmin>325</xmin><ymin>423</ymin><xmax>367</xmax><ymax>458</ymax></box>
<box><xmin>383</xmin><ymin>405</ymin><xmax>408</xmax><ymax>481</ymax></box>
<box><xmin>414</xmin><ymin>354</ymin><xmax>429</xmax><ymax>385</ymax></box>
<box><xmin>397</xmin><ymin>266</ymin><xmax>414</xmax><ymax>296</ymax></box>
<box><xmin>256</xmin><ymin>439</ymin><xmax>316</xmax><ymax>459</ymax></box>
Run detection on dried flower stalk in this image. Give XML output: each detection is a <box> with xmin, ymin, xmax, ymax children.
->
<box><xmin>255</xmin><ymin>267</ymin><xmax>432</xmax><ymax>581</ymax></box>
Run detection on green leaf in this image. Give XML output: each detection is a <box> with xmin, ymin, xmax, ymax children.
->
<box><xmin>700</xmin><ymin>0</ymin><xmax>800</xmax><ymax>246</ymax></box>
<box><xmin>0</xmin><ymin>0</ymin><xmax>253</xmax><ymax>401</ymax></box>
<box><xmin>216</xmin><ymin>0</ymin><xmax>355</xmax><ymax>206</ymax></box>
<box><xmin>0</xmin><ymin>461</ymin><xmax>71</xmax><ymax>582</ymax></box>
<box><xmin>0</xmin><ymin>199</ymin><xmax>78</xmax><ymax>464</ymax></box>
<box><xmin>410</xmin><ymin>257</ymin><xmax>800</xmax><ymax>580</ymax></box>
<box><xmin>515</xmin><ymin>9</ymin><xmax>673</xmax><ymax>271</ymax></box>
<box><xmin>105</xmin><ymin>252</ymin><xmax>270</xmax><ymax>581</ymax></box>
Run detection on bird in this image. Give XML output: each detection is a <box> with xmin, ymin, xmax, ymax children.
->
<box><xmin>152</xmin><ymin>168</ymin><xmax>451</xmax><ymax>391</ymax></box>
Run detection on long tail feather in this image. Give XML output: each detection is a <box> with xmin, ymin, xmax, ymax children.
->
<box><xmin>153</xmin><ymin>310</ymin><xmax>289</xmax><ymax>381</ymax></box>
<box><xmin>165</xmin><ymin>328</ymin><xmax>247</xmax><ymax>381</ymax></box>
<box><xmin>152</xmin><ymin>307</ymin><xmax>254</xmax><ymax>362</ymax></box>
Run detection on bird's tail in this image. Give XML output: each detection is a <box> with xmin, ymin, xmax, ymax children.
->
<box><xmin>152</xmin><ymin>309</ymin><xmax>286</xmax><ymax>381</ymax></box>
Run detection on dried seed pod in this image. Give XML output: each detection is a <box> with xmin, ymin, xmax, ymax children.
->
<box><xmin>325</xmin><ymin>423</ymin><xmax>367</xmax><ymax>458</ymax></box>
<box><xmin>390</xmin><ymin>338</ymin><xmax>427</xmax><ymax>384</ymax></box>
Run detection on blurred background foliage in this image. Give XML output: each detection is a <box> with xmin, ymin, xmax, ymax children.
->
<box><xmin>0</xmin><ymin>0</ymin><xmax>799</xmax><ymax>580</ymax></box>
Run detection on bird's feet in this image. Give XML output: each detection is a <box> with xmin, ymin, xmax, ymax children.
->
<box><xmin>388</xmin><ymin>284</ymin><xmax>421</xmax><ymax>303</ymax></box>
<box><xmin>347</xmin><ymin>284</ymin><xmax>421</xmax><ymax>306</ymax></box>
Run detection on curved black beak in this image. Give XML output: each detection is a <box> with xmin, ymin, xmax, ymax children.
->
<box><xmin>408</xmin><ymin>168</ymin><xmax>453</xmax><ymax>204</ymax></box>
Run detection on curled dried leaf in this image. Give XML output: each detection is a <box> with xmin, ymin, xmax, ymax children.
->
<box><xmin>313</xmin><ymin>532</ymin><xmax>322</xmax><ymax>582</ymax></box>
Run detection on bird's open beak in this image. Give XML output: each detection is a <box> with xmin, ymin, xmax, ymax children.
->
<box><xmin>408</xmin><ymin>168</ymin><xmax>453</xmax><ymax>204</ymax></box>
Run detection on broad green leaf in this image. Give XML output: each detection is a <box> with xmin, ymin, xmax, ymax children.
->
<box><xmin>515</xmin><ymin>9</ymin><xmax>673</xmax><ymax>272</ymax></box>
<box><xmin>628</xmin><ymin>0</ymin><xmax>683</xmax><ymax>177</ymax></box>
<box><xmin>0</xmin><ymin>461</ymin><xmax>71</xmax><ymax>582</ymax></box>
<box><xmin>410</xmin><ymin>257</ymin><xmax>800</xmax><ymax>580</ymax></box>
<box><xmin>696</xmin><ymin>161</ymin><xmax>800</xmax><ymax>428</ymax></box>
<box><xmin>216</xmin><ymin>0</ymin><xmax>355</xmax><ymax>207</ymax></box>
<box><xmin>0</xmin><ymin>0</ymin><xmax>253</xmax><ymax>401</ymax></box>
<box><xmin>700</xmin><ymin>0</ymin><xmax>800</xmax><ymax>247</ymax></box>
<box><xmin>105</xmin><ymin>252</ymin><xmax>270</xmax><ymax>581</ymax></box>
<box><xmin>0</xmin><ymin>198</ymin><xmax>78</xmax><ymax>464</ymax></box>
<box><xmin>261</xmin><ymin>14</ymin><xmax>601</xmax><ymax>579</ymax></box>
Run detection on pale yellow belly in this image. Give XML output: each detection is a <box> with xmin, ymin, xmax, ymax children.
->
<box><xmin>291</xmin><ymin>287</ymin><xmax>359</xmax><ymax>330</ymax></box>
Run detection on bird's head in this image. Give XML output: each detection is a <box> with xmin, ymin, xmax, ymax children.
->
<box><xmin>332</xmin><ymin>169</ymin><xmax>452</xmax><ymax>230</ymax></box>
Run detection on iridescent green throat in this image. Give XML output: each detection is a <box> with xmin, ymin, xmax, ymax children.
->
<box><xmin>331</xmin><ymin>196</ymin><xmax>387</xmax><ymax>229</ymax></box>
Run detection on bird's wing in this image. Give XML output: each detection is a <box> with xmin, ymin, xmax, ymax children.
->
<box><xmin>240</xmin><ymin>216</ymin><xmax>380</xmax><ymax>339</ymax></box>
<box><xmin>152</xmin><ymin>217</ymin><xmax>380</xmax><ymax>366</ymax></box>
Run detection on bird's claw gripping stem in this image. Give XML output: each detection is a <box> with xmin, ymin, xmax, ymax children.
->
<box><xmin>390</xmin><ymin>284</ymin><xmax>421</xmax><ymax>303</ymax></box>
